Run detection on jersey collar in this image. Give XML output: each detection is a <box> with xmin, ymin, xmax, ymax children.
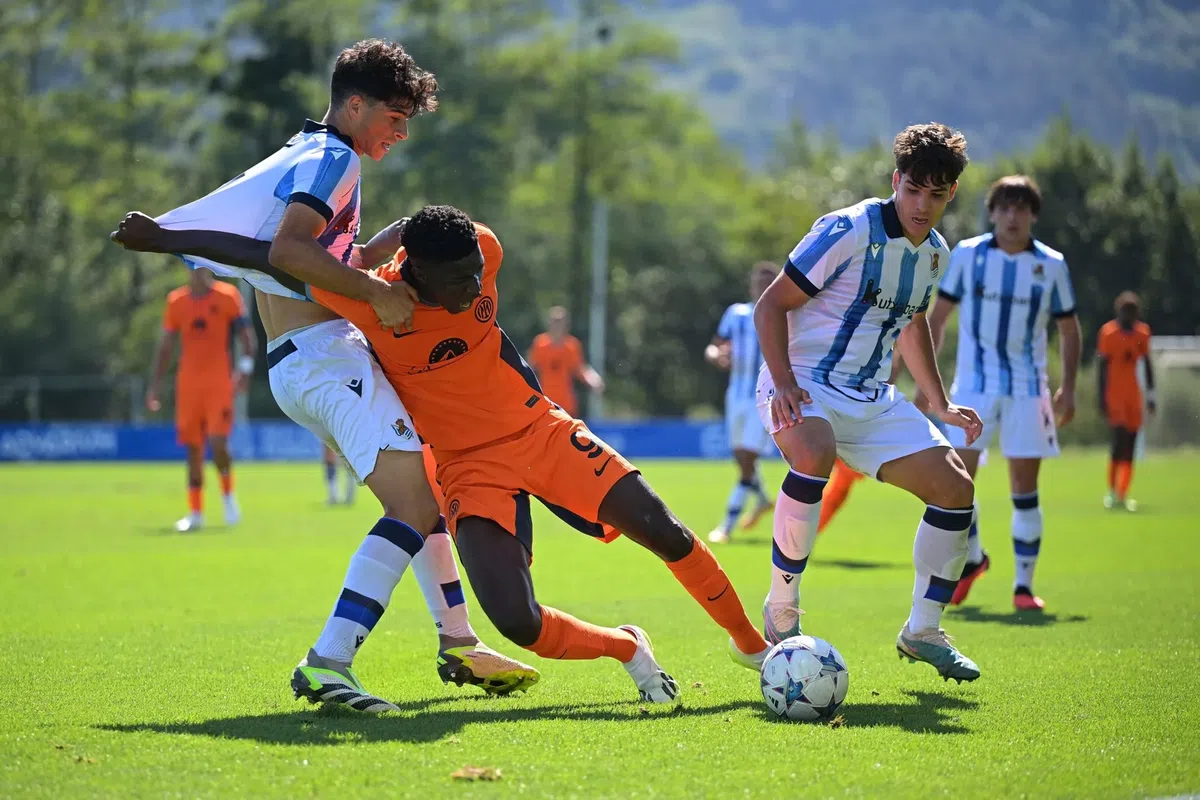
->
<box><xmin>302</xmin><ymin>119</ymin><xmax>354</xmax><ymax>148</ymax></box>
<box><xmin>985</xmin><ymin>233</ymin><xmax>1037</xmax><ymax>253</ymax></box>
<box><xmin>880</xmin><ymin>197</ymin><xmax>904</xmax><ymax>240</ymax></box>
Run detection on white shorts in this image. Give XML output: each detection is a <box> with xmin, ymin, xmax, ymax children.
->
<box><xmin>726</xmin><ymin>395</ymin><xmax>776</xmax><ymax>456</ymax></box>
<box><xmin>267</xmin><ymin>319</ymin><xmax>421</xmax><ymax>482</ymax></box>
<box><xmin>947</xmin><ymin>389</ymin><xmax>1059</xmax><ymax>459</ymax></box>
<box><xmin>756</xmin><ymin>370</ymin><xmax>950</xmax><ymax>479</ymax></box>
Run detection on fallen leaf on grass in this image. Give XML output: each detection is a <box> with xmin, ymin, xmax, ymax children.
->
<box><xmin>74</xmin><ymin>756</ymin><xmax>98</xmax><ymax>764</ymax></box>
<box><xmin>691</xmin><ymin>681</ymin><xmax>704</xmax><ymax>689</ymax></box>
<box><xmin>451</xmin><ymin>766</ymin><xmax>502</xmax><ymax>782</ymax></box>
<box><xmin>828</xmin><ymin>715</ymin><xmax>847</xmax><ymax>729</ymax></box>
<box><xmin>639</xmin><ymin>706</ymin><xmax>649</xmax><ymax>715</ymax></box>
<box><xmin>871</xmin><ymin>690</ymin><xmax>880</xmax><ymax>696</ymax></box>
<box><xmin>444</xmin><ymin>736</ymin><xmax>460</xmax><ymax>744</ymax></box>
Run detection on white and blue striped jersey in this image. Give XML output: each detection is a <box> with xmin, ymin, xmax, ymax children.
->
<box><xmin>716</xmin><ymin>302</ymin><xmax>762</xmax><ymax>400</ymax></box>
<box><xmin>781</xmin><ymin>197</ymin><xmax>948</xmax><ymax>396</ymax></box>
<box><xmin>155</xmin><ymin>120</ymin><xmax>362</xmax><ymax>301</ymax></box>
<box><xmin>940</xmin><ymin>233</ymin><xmax>1076</xmax><ymax>396</ymax></box>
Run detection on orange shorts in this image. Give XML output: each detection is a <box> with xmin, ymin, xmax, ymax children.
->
<box><xmin>833</xmin><ymin>459</ymin><xmax>866</xmax><ymax>483</ymax></box>
<box><xmin>422</xmin><ymin>444</ymin><xmax>447</xmax><ymax>516</ymax></box>
<box><xmin>176</xmin><ymin>382</ymin><xmax>234</xmax><ymax>447</ymax></box>
<box><xmin>435</xmin><ymin>408</ymin><xmax>634</xmax><ymax>552</ymax></box>
<box><xmin>1106</xmin><ymin>396</ymin><xmax>1143</xmax><ymax>432</ymax></box>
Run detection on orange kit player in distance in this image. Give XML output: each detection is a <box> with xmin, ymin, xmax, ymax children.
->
<box><xmin>527</xmin><ymin>306</ymin><xmax>604</xmax><ymax>417</ymax></box>
<box><xmin>1096</xmin><ymin>291</ymin><xmax>1155</xmax><ymax>512</ymax></box>
<box><xmin>312</xmin><ymin>206</ymin><xmax>770</xmax><ymax>702</ymax></box>
<box><xmin>147</xmin><ymin>267</ymin><xmax>256</xmax><ymax>532</ymax></box>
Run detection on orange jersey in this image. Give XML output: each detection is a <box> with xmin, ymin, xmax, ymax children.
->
<box><xmin>311</xmin><ymin>224</ymin><xmax>554</xmax><ymax>451</ymax></box>
<box><xmin>528</xmin><ymin>334</ymin><xmax>584</xmax><ymax>414</ymax></box>
<box><xmin>163</xmin><ymin>282</ymin><xmax>246</xmax><ymax>387</ymax></box>
<box><xmin>1097</xmin><ymin>320</ymin><xmax>1150</xmax><ymax>401</ymax></box>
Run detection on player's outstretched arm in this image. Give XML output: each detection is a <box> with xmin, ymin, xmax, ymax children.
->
<box><xmin>1054</xmin><ymin>314</ymin><xmax>1082</xmax><ymax>426</ymax></box>
<box><xmin>898</xmin><ymin>312</ymin><xmax>982</xmax><ymax>445</ymax></box>
<box><xmin>270</xmin><ymin>204</ymin><xmax>416</xmax><ymax>330</ymax></box>
<box><xmin>357</xmin><ymin>218</ymin><xmax>410</xmax><ymax>269</ymax></box>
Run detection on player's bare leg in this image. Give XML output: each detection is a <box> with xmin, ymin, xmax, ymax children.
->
<box><xmin>711</xmin><ymin>449</ymin><xmax>761</xmax><ymax>543</ymax></box>
<box><xmin>209</xmin><ymin>435</ymin><xmax>240</xmax><ymax>525</ymax></box>
<box><xmin>596</xmin><ymin>473</ymin><xmax>771</xmax><ymax>670</ymax></box>
<box><xmin>178</xmin><ymin>444</ymin><xmax>205</xmax><ymax>532</ymax></box>
<box><xmin>737</xmin><ymin>449</ymin><xmax>773</xmax><ymax>531</ymax></box>
<box><xmin>878</xmin><ymin>446</ymin><xmax>980</xmax><ymax>682</ymax></box>
<box><xmin>1007</xmin><ymin>458</ymin><xmax>1046</xmax><ymax>610</ymax></box>
<box><xmin>759</xmin><ymin>417</ymin><xmax>836</xmax><ymax>645</ymax></box>
<box><xmin>1107</xmin><ymin>426</ymin><xmax>1137</xmax><ymax>511</ymax></box>
<box><xmin>454</xmin><ymin>517</ymin><xmax>669</xmax><ymax>701</ymax></box>
<box><xmin>949</xmin><ymin>448</ymin><xmax>989</xmax><ymax>605</ymax></box>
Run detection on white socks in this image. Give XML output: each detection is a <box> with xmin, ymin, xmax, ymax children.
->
<box><xmin>908</xmin><ymin>505</ymin><xmax>972</xmax><ymax>633</ymax></box>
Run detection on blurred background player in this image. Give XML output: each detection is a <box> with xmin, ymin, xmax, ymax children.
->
<box><xmin>927</xmin><ymin>175</ymin><xmax>1081</xmax><ymax>612</ymax></box>
<box><xmin>322</xmin><ymin>443</ymin><xmax>357</xmax><ymax>506</ymax></box>
<box><xmin>705</xmin><ymin>262</ymin><xmax>776</xmax><ymax>543</ymax></box>
<box><xmin>146</xmin><ymin>266</ymin><xmax>255</xmax><ymax>532</ymax></box>
<box><xmin>1097</xmin><ymin>291</ymin><xmax>1155</xmax><ymax>511</ymax></box>
<box><xmin>527</xmin><ymin>306</ymin><xmax>604</xmax><ymax>417</ymax></box>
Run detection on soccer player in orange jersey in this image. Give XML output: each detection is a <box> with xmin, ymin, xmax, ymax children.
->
<box><xmin>311</xmin><ymin>206</ymin><xmax>770</xmax><ymax>702</ymax></box>
<box><xmin>147</xmin><ymin>267</ymin><xmax>256</xmax><ymax>532</ymax></box>
<box><xmin>527</xmin><ymin>306</ymin><xmax>604</xmax><ymax>417</ymax></box>
<box><xmin>1097</xmin><ymin>292</ymin><xmax>1155</xmax><ymax>511</ymax></box>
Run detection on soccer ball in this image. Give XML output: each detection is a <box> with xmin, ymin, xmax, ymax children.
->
<box><xmin>760</xmin><ymin>635</ymin><xmax>848</xmax><ymax>721</ymax></box>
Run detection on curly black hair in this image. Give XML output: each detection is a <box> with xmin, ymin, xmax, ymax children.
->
<box><xmin>330</xmin><ymin>39</ymin><xmax>438</xmax><ymax>114</ymax></box>
<box><xmin>986</xmin><ymin>174</ymin><xmax>1042</xmax><ymax>215</ymax></box>
<box><xmin>893</xmin><ymin>123</ymin><xmax>969</xmax><ymax>188</ymax></box>
<box><xmin>401</xmin><ymin>205</ymin><xmax>478</xmax><ymax>262</ymax></box>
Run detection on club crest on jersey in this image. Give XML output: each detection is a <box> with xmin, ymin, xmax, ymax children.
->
<box><xmin>392</xmin><ymin>418</ymin><xmax>413</xmax><ymax>439</ymax></box>
<box><xmin>1032</xmin><ymin>263</ymin><xmax>1045</xmax><ymax>279</ymax></box>
<box><xmin>930</xmin><ymin>252</ymin><xmax>940</xmax><ymax>277</ymax></box>
<box><xmin>474</xmin><ymin>296</ymin><xmax>495</xmax><ymax>324</ymax></box>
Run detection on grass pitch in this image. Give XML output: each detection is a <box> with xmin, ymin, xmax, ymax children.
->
<box><xmin>2</xmin><ymin>452</ymin><xmax>1198</xmax><ymax>798</ymax></box>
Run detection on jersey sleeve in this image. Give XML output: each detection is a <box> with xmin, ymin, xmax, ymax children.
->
<box><xmin>715</xmin><ymin>305</ymin><xmax>736</xmax><ymax>340</ymax></box>
<box><xmin>276</xmin><ymin>145</ymin><xmax>360</xmax><ymax>223</ymax></box>
<box><xmin>783</xmin><ymin>213</ymin><xmax>860</xmax><ymax>297</ymax></box>
<box><xmin>1049</xmin><ymin>259</ymin><xmax>1077</xmax><ymax>317</ymax></box>
<box><xmin>938</xmin><ymin>243</ymin><xmax>970</xmax><ymax>302</ymax></box>
<box><xmin>162</xmin><ymin>295</ymin><xmax>181</xmax><ymax>333</ymax></box>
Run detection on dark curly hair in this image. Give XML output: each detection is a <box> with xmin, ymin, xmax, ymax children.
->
<box><xmin>893</xmin><ymin>123</ymin><xmax>969</xmax><ymax>188</ymax></box>
<box><xmin>401</xmin><ymin>205</ymin><xmax>478</xmax><ymax>262</ymax></box>
<box><xmin>330</xmin><ymin>39</ymin><xmax>438</xmax><ymax>115</ymax></box>
<box><xmin>986</xmin><ymin>174</ymin><xmax>1042</xmax><ymax>215</ymax></box>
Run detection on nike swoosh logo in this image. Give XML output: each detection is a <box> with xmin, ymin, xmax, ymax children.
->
<box><xmin>392</xmin><ymin>329</ymin><xmax>422</xmax><ymax>339</ymax></box>
<box><xmin>707</xmin><ymin>584</ymin><xmax>729</xmax><ymax>602</ymax></box>
<box><xmin>593</xmin><ymin>457</ymin><xmax>613</xmax><ymax>477</ymax></box>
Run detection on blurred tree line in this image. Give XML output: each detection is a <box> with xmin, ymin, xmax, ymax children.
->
<box><xmin>1</xmin><ymin>0</ymin><xmax>1198</xmax><ymax>443</ymax></box>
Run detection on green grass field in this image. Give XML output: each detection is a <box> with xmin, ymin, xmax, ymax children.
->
<box><xmin>2</xmin><ymin>452</ymin><xmax>1198</xmax><ymax>798</ymax></box>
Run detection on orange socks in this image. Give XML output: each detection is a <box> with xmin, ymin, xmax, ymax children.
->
<box><xmin>818</xmin><ymin>463</ymin><xmax>859</xmax><ymax>533</ymax></box>
<box><xmin>1115</xmin><ymin>461</ymin><xmax>1134</xmax><ymax>500</ymax></box>
<box><xmin>667</xmin><ymin>538</ymin><xmax>768</xmax><ymax>656</ymax></box>
<box><xmin>187</xmin><ymin>485</ymin><xmax>203</xmax><ymax>514</ymax></box>
<box><xmin>527</xmin><ymin>605</ymin><xmax>638</xmax><ymax>663</ymax></box>
<box><xmin>219</xmin><ymin>469</ymin><xmax>234</xmax><ymax>497</ymax></box>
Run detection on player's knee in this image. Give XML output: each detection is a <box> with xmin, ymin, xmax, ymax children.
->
<box><xmin>599</xmin><ymin>474</ymin><xmax>694</xmax><ymax>561</ymax></box>
<box><xmin>488</xmin><ymin>604</ymin><xmax>542</xmax><ymax>648</ymax></box>
<box><xmin>936</xmin><ymin>469</ymin><xmax>975</xmax><ymax>509</ymax></box>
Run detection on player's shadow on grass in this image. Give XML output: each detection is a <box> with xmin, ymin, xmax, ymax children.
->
<box><xmin>97</xmin><ymin>696</ymin><xmax>763</xmax><ymax>746</ymax></box>
<box><xmin>837</xmin><ymin>690</ymin><xmax>979</xmax><ymax>735</ymax></box>
<box><xmin>947</xmin><ymin>606</ymin><xmax>1089</xmax><ymax>627</ymax></box>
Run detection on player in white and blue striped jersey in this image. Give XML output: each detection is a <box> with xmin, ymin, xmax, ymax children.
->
<box><xmin>754</xmin><ymin>124</ymin><xmax>984</xmax><ymax>683</ymax></box>
<box><xmin>112</xmin><ymin>40</ymin><xmax>539</xmax><ymax>710</ymax></box>
<box><xmin>927</xmin><ymin>175</ymin><xmax>1082</xmax><ymax>612</ymax></box>
<box><xmin>705</xmin><ymin>263</ymin><xmax>777</xmax><ymax>543</ymax></box>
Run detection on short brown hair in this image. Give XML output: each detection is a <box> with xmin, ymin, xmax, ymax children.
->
<box><xmin>331</xmin><ymin>39</ymin><xmax>438</xmax><ymax>115</ymax></box>
<box><xmin>987</xmin><ymin>175</ymin><xmax>1042</xmax><ymax>215</ymax></box>
<box><xmin>893</xmin><ymin>123</ymin><xmax>969</xmax><ymax>188</ymax></box>
<box><xmin>1115</xmin><ymin>291</ymin><xmax>1141</xmax><ymax>313</ymax></box>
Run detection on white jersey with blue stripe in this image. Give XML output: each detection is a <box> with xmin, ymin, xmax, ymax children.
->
<box><xmin>716</xmin><ymin>302</ymin><xmax>762</xmax><ymax>400</ymax></box>
<box><xmin>155</xmin><ymin>120</ymin><xmax>362</xmax><ymax>301</ymax></box>
<box><xmin>940</xmin><ymin>233</ymin><xmax>1076</xmax><ymax>396</ymax></box>
<box><xmin>781</xmin><ymin>197</ymin><xmax>948</xmax><ymax>396</ymax></box>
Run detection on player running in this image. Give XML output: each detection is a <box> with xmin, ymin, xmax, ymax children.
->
<box><xmin>705</xmin><ymin>263</ymin><xmax>777</xmax><ymax>543</ymax></box>
<box><xmin>755</xmin><ymin>123</ymin><xmax>984</xmax><ymax>683</ymax></box>
<box><xmin>526</xmin><ymin>306</ymin><xmax>604</xmax><ymax>418</ymax></box>
<box><xmin>111</xmin><ymin>39</ymin><xmax>538</xmax><ymax>712</ymax></box>
<box><xmin>310</xmin><ymin>205</ymin><xmax>771</xmax><ymax>703</ymax></box>
<box><xmin>1097</xmin><ymin>291</ymin><xmax>1155</xmax><ymax>512</ymax></box>
<box><xmin>925</xmin><ymin>175</ymin><xmax>1082</xmax><ymax>611</ymax></box>
<box><xmin>147</xmin><ymin>267</ymin><xmax>255</xmax><ymax>532</ymax></box>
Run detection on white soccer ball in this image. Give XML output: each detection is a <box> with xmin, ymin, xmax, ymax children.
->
<box><xmin>760</xmin><ymin>635</ymin><xmax>849</xmax><ymax>721</ymax></box>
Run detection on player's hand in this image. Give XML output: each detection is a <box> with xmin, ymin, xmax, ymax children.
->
<box><xmin>111</xmin><ymin>212</ymin><xmax>168</xmax><ymax>253</ymax></box>
<box><xmin>368</xmin><ymin>276</ymin><xmax>417</xmax><ymax>331</ymax></box>
<box><xmin>145</xmin><ymin>387</ymin><xmax>162</xmax><ymax>413</ymax></box>
<box><xmin>769</xmin><ymin>383</ymin><xmax>812</xmax><ymax>431</ymax></box>
<box><xmin>936</xmin><ymin>403</ymin><xmax>983</xmax><ymax>446</ymax></box>
<box><xmin>1053</xmin><ymin>386</ymin><xmax>1076</xmax><ymax>427</ymax></box>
